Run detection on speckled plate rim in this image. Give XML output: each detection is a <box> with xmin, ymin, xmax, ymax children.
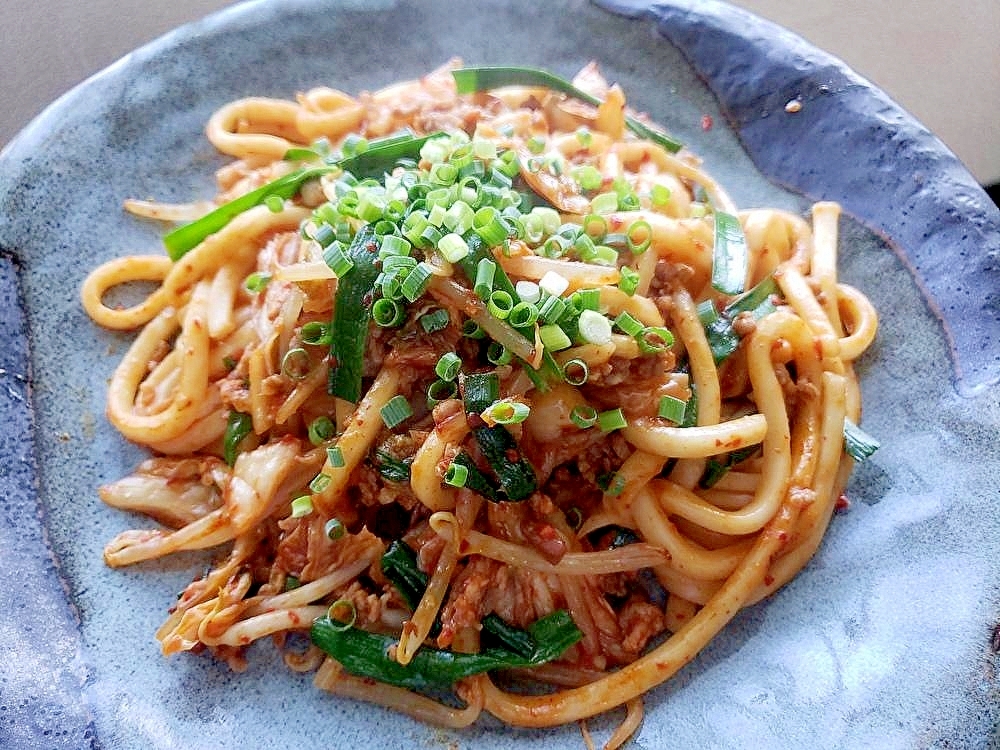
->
<box><xmin>0</xmin><ymin>1</ymin><xmax>998</xmax><ymax>748</ymax></box>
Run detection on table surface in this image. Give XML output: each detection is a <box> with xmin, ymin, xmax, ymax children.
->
<box><xmin>1</xmin><ymin>0</ymin><xmax>998</xmax><ymax>183</ymax></box>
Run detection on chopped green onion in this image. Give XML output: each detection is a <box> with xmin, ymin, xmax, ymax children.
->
<box><xmin>569</xmin><ymin>404</ymin><xmax>598</xmax><ymax>429</ymax></box>
<box><xmin>435</xmin><ymin>352</ymin><xmax>462</xmax><ymax>381</ymax></box>
<box><xmin>538</xmin><ymin>294</ymin><xmax>568</xmax><ymax>324</ymax></box>
<box><xmin>310</xmin><ymin>473</ymin><xmax>332</xmax><ymax>493</ymax></box>
<box><xmin>540</xmin><ymin>235</ymin><xmax>569</xmax><ymax>258</ymax></box>
<box><xmin>438</xmin><ymin>231</ymin><xmax>470</xmax><ymax>262</ymax></box>
<box><xmin>614</xmin><ymin>311</ymin><xmax>643</xmax><ymax>336</ymax></box>
<box><xmin>326</xmin><ymin>445</ymin><xmax>346</xmax><ymax>468</ymax></box>
<box><xmin>223</xmin><ymin>410</ymin><xmax>253</xmax><ymax>466</ymax></box>
<box><xmin>581</xmin><ymin>244</ymin><xmax>618</xmax><ymax>266</ymax></box>
<box><xmin>486</xmin><ymin>341</ymin><xmax>513</xmax><ymax>366</ymax></box>
<box><xmin>637</xmin><ymin>326</ymin><xmax>675</xmax><ymax>354</ymax></box>
<box><xmin>283</xmin><ymin>575</ymin><xmax>301</xmax><ymax>591</ymax></box>
<box><xmin>325</xmin><ymin>599</ymin><xmax>356</xmax><ymax>629</ymax></box>
<box><xmin>562</xmin><ymin>358</ymin><xmax>589</xmax><ymax>386</ymax></box>
<box><xmin>444</xmin><ymin>462</ymin><xmax>470</xmax><ymax>488</ymax></box>
<box><xmin>605</xmin><ymin>473</ymin><xmax>626</xmax><ymax>497</ymax></box>
<box><xmin>539</xmin><ymin>271</ymin><xmax>569</xmax><ymax>298</ymax></box>
<box><xmin>590</xmin><ymin>192</ymin><xmax>619</xmax><ymax>215</ymax></box>
<box><xmin>618</xmin><ymin>267</ymin><xmax>640</xmax><ymax>296</ymax></box>
<box><xmin>281</xmin><ymin>347</ymin><xmax>311</xmax><ymax>380</ymax></box>
<box><xmin>372</xmin><ymin>298</ymin><xmax>405</xmax><ymax>328</ymax></box>
<box><xmin>487</xmin><ymin>289</ymin><xmax>514</xmax><ymax>320</ymax></box>
<box><xmin>515</xmin><ymin>280</ymin><xmax>541</xmax><ymax>304</ymax></box>
<box><xmin>570</xmin><ymin>288</ymin><xmax>601</xmax><ymax>312</ymax></box>
<box><xmin>427</xmin><ymin>378</ymin><xmax>459</xmax><ymax>408</ymax></box>
<box><xmin>308</xmin><ymin>416</ymin><xmax>336</xmax><ymax>446</ymax></box>
<box><xmin>244</xmin><ymin>271</ymin><xmax>271</xmax><ymax>293</ymax></box>
<box><xmin>324</xmin><ymin>518</ymin><xmax>346</xmax><ymax>540</ymax></box>
<box><xmin>696</xmin><ymin>299</ymin><xmax>719</xmax><ymax>326</ymax></box>
<box><xmin>290</xmin><ymin>495</ymin><xmax>314</xmax><ymax>518</ymax></box>
<box><xmin>322</xmin><ymin>240</ymin><xmax>355</xmax><ymax>277</ymax></box>
<box><xmin>704</xmin><ymin>276</ymin><xmax>780</xmax><ymax>364</ymax></box>
<box><xmin>508</xmin><ymin>301</ymin><xmax>540</xmax><ymax>328</ymax></box>
<box><xmin>475</xmin><ymin>257</ymin><xmax>497</xmax><ymax>300</ymax></box>
<box><xmin>378</xmin><ymin>234</ymin><xmax>411</xmax><ymax>258</ymax></box>
<box><xmin>526</xmin><ymin>135</ymin><xmax>546</xmax><ymax>154</ymax></box>
<box><xmin>539</xmin><ymin>324</ymin><xmax>572</xmax><ymax>352</ymax></box>
<box><xmin>650</xmin><ymin>183</ymin><xmax>672</xmax><ymax>206</ymax></box>
<box><xmin>380</xmin><ymin>395</ymin><xmax>413</xmax><ymax>429</ymax></box>
<box><xmin>483</xmin><ymin>399</ymin><xmax>530</xmax><ymax>425</ymax></box>
<box><xmin>658</xmin><ymin>395</ymin><xmax>688</xmax><ymax>424</ymax></box>
<box><xmin>572</xmin><ymin>164</ymin><xmax>603</xmax><ymax>191</ymax></box>
<box><xmin>461</xmin><ymin>320</ymin><xmax>486</xmax><ymax>339</ymax></box>
<box><xmin>582</xmin><ymin>214</ymin><xmax>608</xmax><ymax>240</ymax></box>
<box><xmin>301</xmin><ymin>321</ymin><xmax>330</xmax><ymax>346</ymax></box>
<box><xmin>844</xmin><ymin>419</ymin><xmax>880</xmax><ymax>462</ymax></box>
<box><xmin>420</xmin><ymin>308</ymin><xmax>451</xmax><ymax>333</ymax></box>
<box><xmin>578</xmin><ymin>309</ymin><xmax>613</xmax><ymax>345</ymax></box>
<box><xmin>473</xmin><ymin>206</ymin><xmax>509</xmax><ymax>247</ymax></box>
<box><xmin>400</xmin><ymin>262</ymin><xmax>433</xmax><ymax>302</ymax></box>
<box><xmin>712</xmin><ymin>210</ymin><xmax>749</xmax><ymax>295</ymax></box>
<box><xmin>597</xmin><ymin>407</ymin><xmax>628</xmax><ymax>433</ymax></box>
<box><xmin>626</xmin><ymin>220</ymin><xmax>652</xmax><ymax>254</ymax></box>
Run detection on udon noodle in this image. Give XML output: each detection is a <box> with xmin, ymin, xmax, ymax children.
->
<box><xmin>82</xmin><ymin>60</ymin><xmax>878</xmax><ymax>746</ymax></box>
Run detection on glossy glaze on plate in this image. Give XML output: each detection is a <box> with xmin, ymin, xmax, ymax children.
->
<box><xmin>0</xmin><ymin>1</ymin><xmax>997</xmax><ymax>748</ymax></box>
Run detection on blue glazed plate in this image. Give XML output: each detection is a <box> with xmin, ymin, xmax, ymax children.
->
<box><xmin>1</xmin><ymin>1</ymin><xmax>998</xmax><ymax>748</ymax></box>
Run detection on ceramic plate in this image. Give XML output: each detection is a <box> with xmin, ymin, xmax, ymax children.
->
<box><xmin>1</xmin><ymin>1</ymin><xmax>998</xmax><ymax>748</ymax></box>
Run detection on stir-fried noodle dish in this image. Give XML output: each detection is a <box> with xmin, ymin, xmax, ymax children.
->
<box><xmin>82</xmin><ymin>61</ymin><xmax>879</xmax><ymax>744</ymax></box>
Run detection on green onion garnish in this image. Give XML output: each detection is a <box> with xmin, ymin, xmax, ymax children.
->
<box><xmin>427</xmin><ymin>378</ymin><xmax>459</xmax><ymax>408</ymax></box>
<box><xmin>300</xmin><ymin>321</ymin><xmax>330</xmax><ymax>346</ymax></box>
<box><xmin>618</xmin><ymin>267</ymin><xmax>640</xmax><ymax>297</ymax></box>
<box><xmin>538</xmin><ymin>294</ymin><xmax>568</xmax><ymax>325</ymax></box>
<box><xmin>475</xmin><ymin>257</ymin><xmax>497</xmax><ymax>300</ymax></box>
<box><xmin>435</xmin><ymin>352</ymin><xmax>462</xmax><ymax>381</ymax></box>
<box><xmin>444</xmin><ymin>462</ymin><xmax>470</xmax><ymax>488</ymax></box>
<box><xmin>487</xmin><ymin>289</ymin><xmax>514</xmax><ymax>320</ymax></box>
<box><xmin>711</xmin><ymin>210</ymin><xmax>749</xmax><ymax>296</ymax></box>
<box><xmin>324</xmin><ymin>517</ymin><xmax>346</xmax><ymax>541</ymax></box>
<box><xmin>578</xmin><ymin>309</ymin><xmax>613</xmax><ymax>346</ymax></box>
<box><xmin>562</xmin><ymin>358</ymin><xmax>589</xmax><ymax>386</ymax></box>
<box><xmin>380</xmin><ymin>395</ymin><xmax>413</xmax><ymax>429</ymax></box>
<box><xmin>400</xmin><ymin>262</ymin><xmax>433</xmax><ymax>302</ymax></box>
<box><xmin>539</xmin><ymin>324</ymin><xmax>572</xmax><ymax>352</ymax></box>
<box><xmin>326</xmin><ymin>445</ymin><xmax>346</xmax><ymax>468</ymax></box>
<box><xmin>486</xmin><ymin>341</ymin><xmax>513</xmax><ymax>366</ymax></box>
<box><xmin>637</xmin><ymin>326</ymin><xmax>674</xmax><ymax>354</ymax></box>
<box><xmin>310</xmin><ymin>473</ymin><xmax>332</xmax><ymax>493</ymax></box>
<box><xmin>703</xmin><ymin>276</ymin><xmax>780</xmax><ymax>364</ymax></box>
<box><xmin>372</xmin><ymin>298</ymin><xmax>405</xmax><ymax>328</ymax></box>
<box><xmin>452</xmin><ymin>67</ymin><xmax>683</xmax><ymax>154</ymax></box>
<box><xmin>569</xmin><ymin>404</ymin><xmax>598</xmax><ymax>429</ymax></box>
<box><xmin>438</xmin><ymin>232</ymin><xmax>470</xmax><ymax>262</ymax></box>
<box><xmin>419</xmin><ymin>308</ymin><xmax>451</xmax><ymax>333</ymax></box>
<box><xmin>461</xmin><ymin>320</ymin><xmax>486</xmax><ymax>339</ymax></box>
<box><xmin>290</xmin><ymin>495</ymin><xmax>314</xmax><ymax>518</ymax></box>
<box><xmin>308</xmin><ymin>416</ymin><xmax>336</xmax><ymax>446</ymax></box>
<box><xmin>590</xmin><ymin>192</ymin><xmax>619</xmax><ymax>216</ymax></box>
<box><xmin>508</xmin><ymin>301</ymin><xmax>540</xmax><ymax>328</ymax></box>
<box><xmin>223</xmin><ymin>410</ymin><xmax>253</xmax><ymax>466</ymax></box>
<box><xmin>597</xmin><ymin>407</ymin><xmax>628</xmax><ymax>433</ymax></box>
<box><xmin>570</xmin><ymin>288</ymin><xmax>601</xmax><ymax>312</ymax></box>
<box><xmin>280</xmin><ymin>347</ymin><xmax>310</xmax><ymax>380</ymax></box>
<box><xmin>658</xmin><ymin>395</ymin><xmax>688</xmax><ymax>424</ymax></box>
<box><xmin>483</xmin><ymin>399</ymin><xmax>530</xmax><ymax>425</ymax></box>
<box><xmin>626</xmin><ymin>220</ymin><xmax>652</xmax><ymax>254</ymax></box>
<box><xmin>321</xmin><ymin>240</ymin><xmax>355</xmax><ymax>277</ymax></box>
<box><xmin>615</xmin><ymin>311</ymin><xmax>643</xmax><ymax>336</ymax></box>
<box><xmin>473</xmin><ymin>206</ymin><xmax>510</xmax><ymax>247</ymax></box>
<box><xmin>844</xmin><ymin>419</ymin><xmax>880</xmax><ymax>462</ymax></box>
<box><xmin>378</xmin><ymin>234</ymin><xmax>411</xmax><ymax>258</ymax></box>
<box><xmin>325</xmin><ymin>599</ymin><xmax>357</xmax><ymax>630</ymax></box>
<box><xmin>244</xmin><ymin>271</ymin><xmax>271</xmax><ymax>293</ymax></box>
<box><xmin>650</xmin><ymin>184</ymin><xmax>672</xmax><ymax>206</ymax></box>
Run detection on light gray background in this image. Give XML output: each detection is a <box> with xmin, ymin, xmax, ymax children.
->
<box><xmin>2</xmin><ymin>0</ymin><xmax>999</xmax><ymax>184</ymax></box>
